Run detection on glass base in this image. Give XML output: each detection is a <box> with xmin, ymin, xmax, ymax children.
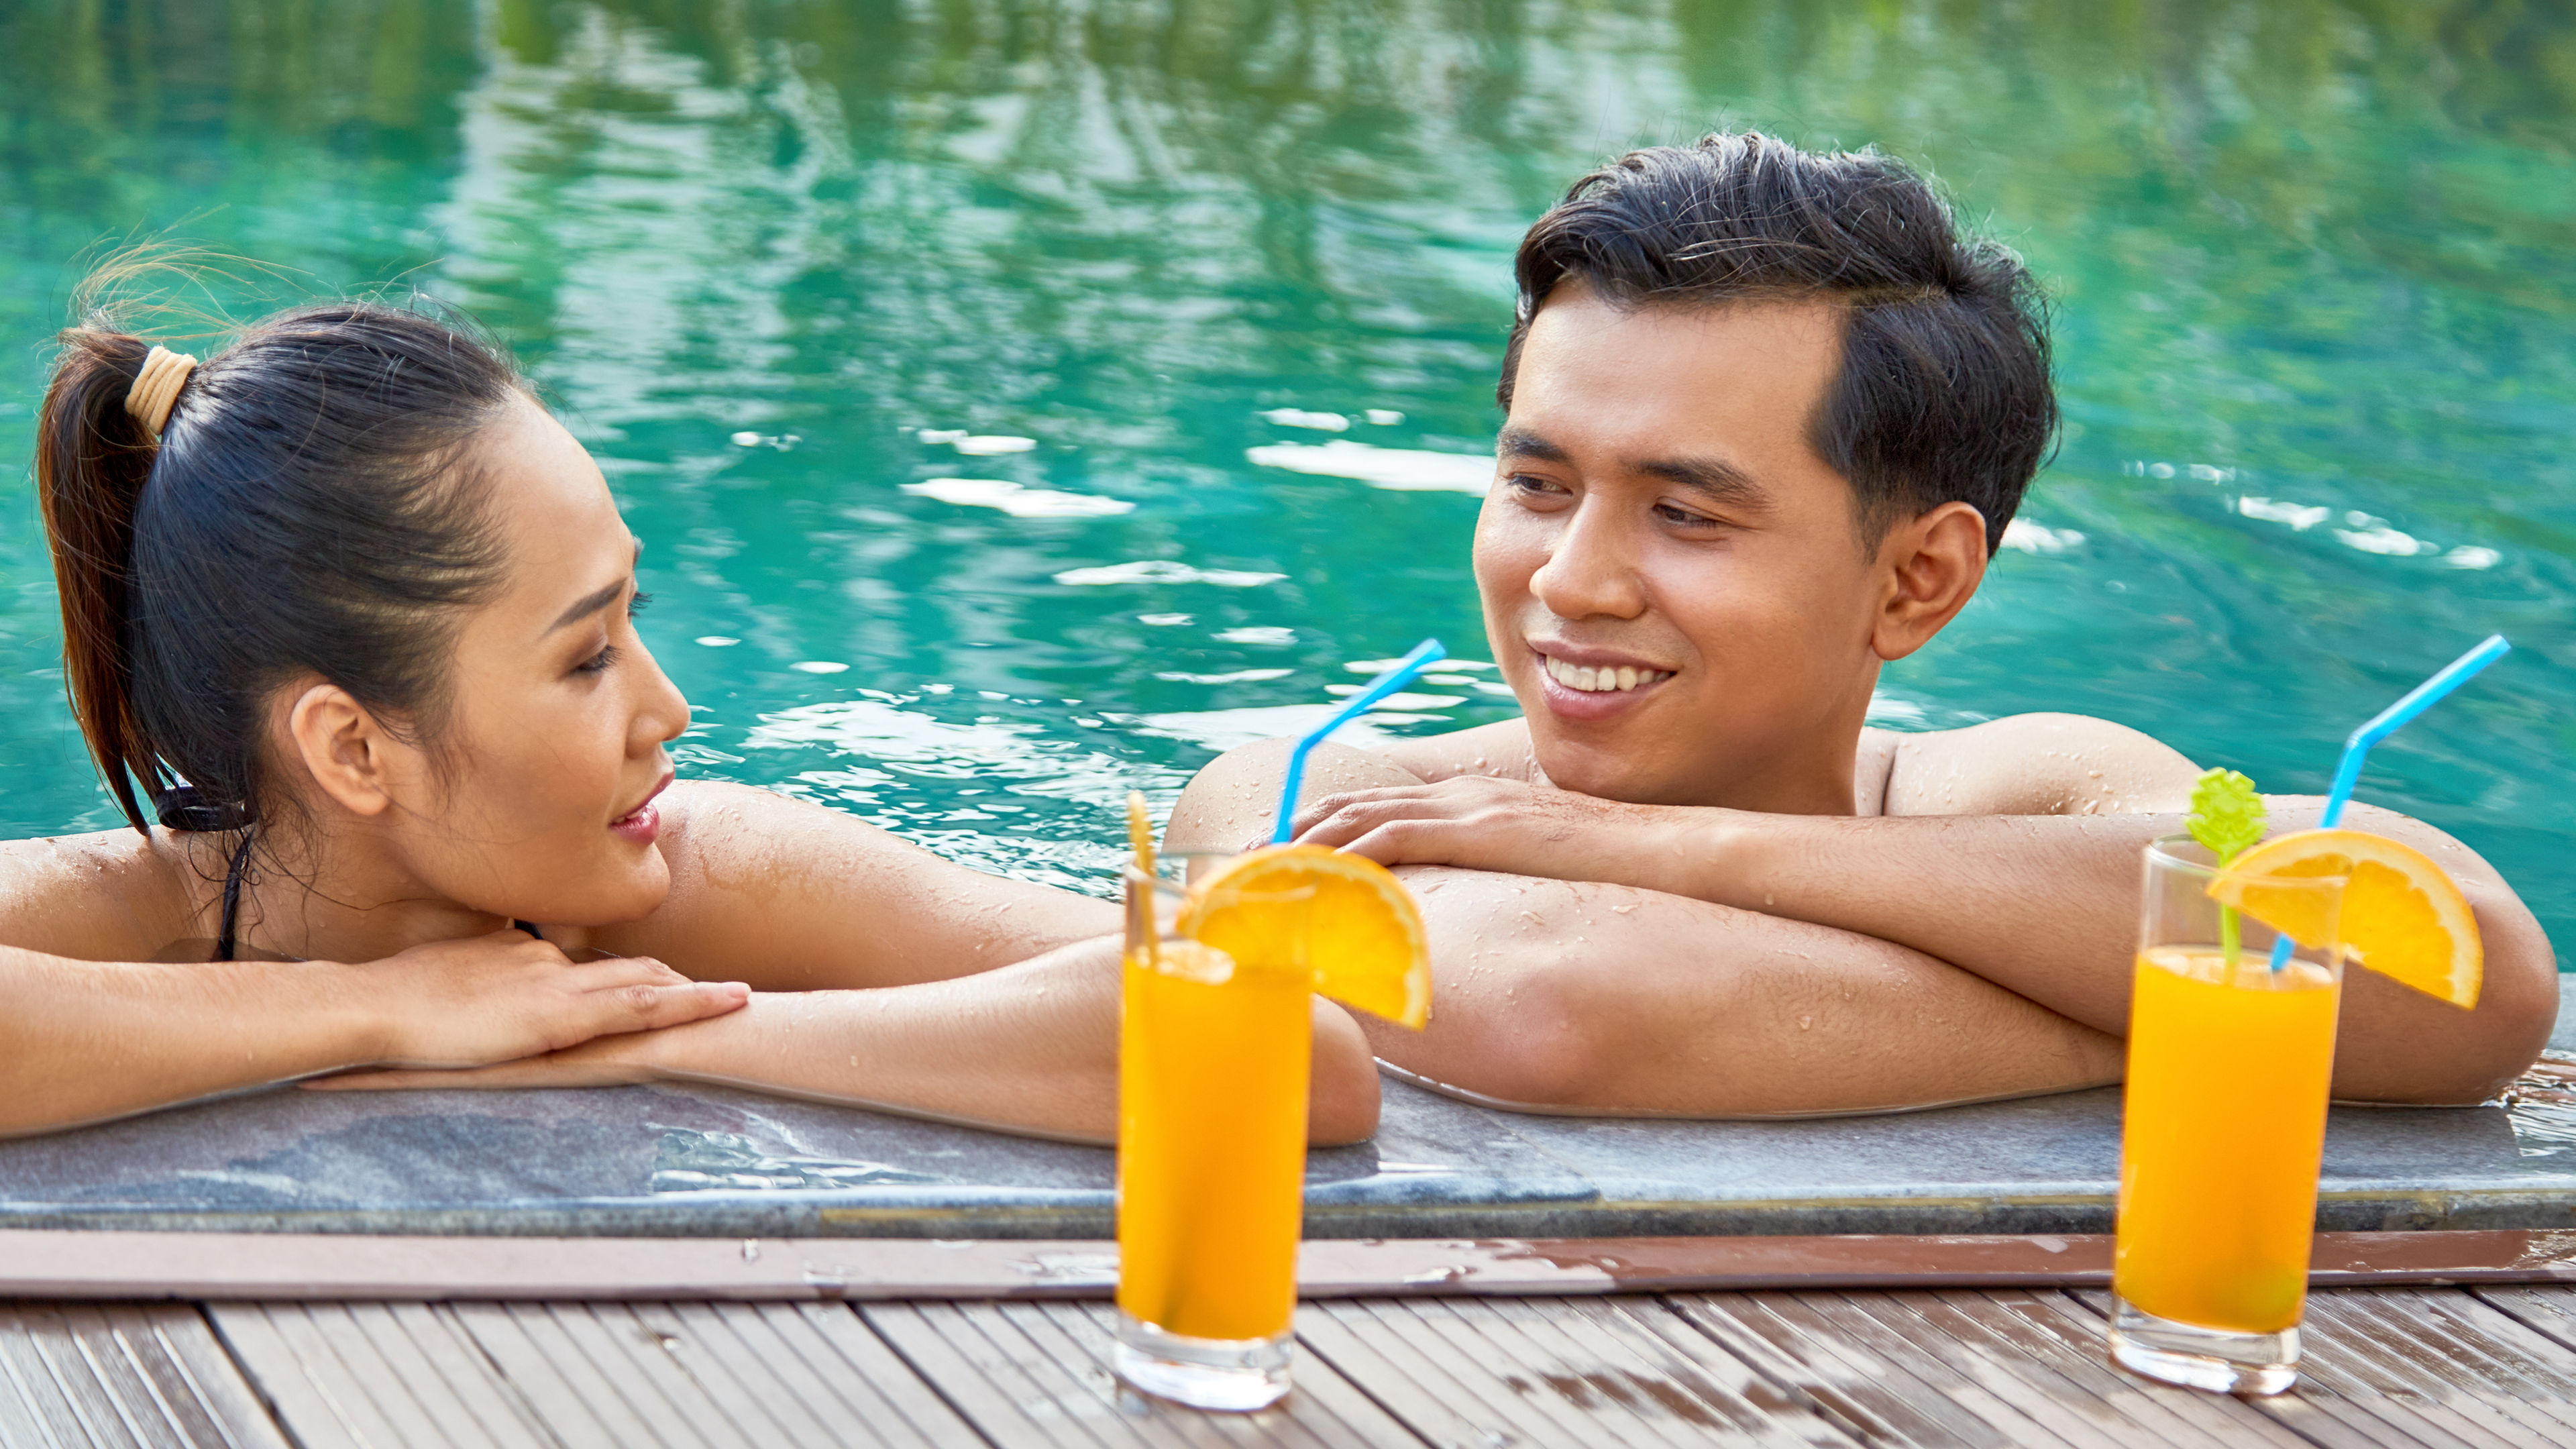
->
<box><xmin>1113</xmin><ymin>1311</ymin><xmax>1291</xmax><ymax>1411</ymax></box>
<box><xmin>2108</xmin><ymin>1295</ymin><xmax>2300</xmax><ymax>1396</ymax></box>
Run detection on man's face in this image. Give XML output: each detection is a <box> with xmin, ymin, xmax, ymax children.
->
<box><xmin>1474</xmin><ymin>283</ymin><xmax>1891</xmax><ymax>809</ymax></box>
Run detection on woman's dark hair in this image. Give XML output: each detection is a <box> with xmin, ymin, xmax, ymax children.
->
<box><xmin>1501</xmin><ymin>132</ymin><xmax>2057</xmax><ymax>554</ymax></box>
<box><xmin>36</xmin><ymin>280</ymin><xmax>524</xmax><ymax>840</ymax></box>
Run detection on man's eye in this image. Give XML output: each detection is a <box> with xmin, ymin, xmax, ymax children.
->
<box><xmin>1657</xmin><ymin>502</ymin><xmax>1720</xmax><ymax>528</ymax></box>
<box><xmin>1508</xmin><ymin>474</ymin><xmax>1570</xmax><ymax>498</ymax></box>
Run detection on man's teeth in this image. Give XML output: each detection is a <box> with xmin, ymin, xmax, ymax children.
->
<box><xmin>1542</xmin><ymin>655</ymin><xmax>1670</xmax><ymax>693</ymax></box>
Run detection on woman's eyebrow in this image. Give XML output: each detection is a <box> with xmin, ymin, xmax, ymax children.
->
<box><xmin>545</xmin><ymin>541</ymin><xmax>645</xmax><ymax>633</ymax></box>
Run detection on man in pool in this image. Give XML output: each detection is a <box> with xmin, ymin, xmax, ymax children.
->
<box><xmin>1167</xmin><ymin>132</ymin><xmax>2559</xmax><ymax>1114</ymax></box>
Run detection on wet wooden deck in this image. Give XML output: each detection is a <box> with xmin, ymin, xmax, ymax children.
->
<box><xmin>16</xmin><ymin>1283</ymin><xmax>2576</xmax><ymax>1446</ymax></box>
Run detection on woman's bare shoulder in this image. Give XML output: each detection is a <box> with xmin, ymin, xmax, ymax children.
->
<box><xmin>0</xmin><ymin>827</ymin><xmax>207</xmax><ymax>959</ymax></box>
<box><xmin>592</xmin><ymin>780</ymin><xmax>1114</xmax><ymax>988</ymax></box>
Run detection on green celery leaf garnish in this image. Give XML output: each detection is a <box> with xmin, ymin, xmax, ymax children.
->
<box><xmin>2187</xmin><ymin>767</ymin><xmax>2267</xmax><ymax>866</ymax></box>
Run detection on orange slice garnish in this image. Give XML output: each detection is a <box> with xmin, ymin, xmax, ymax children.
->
<box><xmin>1180</xmin><ymin>845</ymin><xmax>1432</xmax><ymax>1028</ymax></box>
<box><xmin>2208</xmin><ymin>828</ymin><xmax>2482</xmax><ymax>1008</ymax></box>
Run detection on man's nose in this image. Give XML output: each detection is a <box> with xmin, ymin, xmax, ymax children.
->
<box><xmin>1529</xmin><ymin>498</ymin><xmax>1648</xmax><ymax>620</ymax></box>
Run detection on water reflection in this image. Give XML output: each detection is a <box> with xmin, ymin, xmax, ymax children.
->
<box><xmin>0</xmin><ymin>0</ymin><xmax>2569</xmax><ymax>952</ymax></box>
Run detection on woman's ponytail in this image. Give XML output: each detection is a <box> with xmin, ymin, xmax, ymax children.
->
<box><xmin>34</xmin><ymin>326</ymin><xmax>168</xmax><ymax>833</ymax></box>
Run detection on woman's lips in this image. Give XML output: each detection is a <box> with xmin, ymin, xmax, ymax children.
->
<box><xmin>610</xmin><ymin>802</ymin><xmax>661</xmax><ymax>846</ymax></box>
<box><xmin>610</xmin><ymin>772</ymin><xmax>674</xmax><ymax>845</ymax></box>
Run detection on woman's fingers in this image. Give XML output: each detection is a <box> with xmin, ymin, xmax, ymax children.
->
<box><xmin>575</xmin><ymin>979</ymin><xmax>749</xmax><ymax>1036</ymax></box>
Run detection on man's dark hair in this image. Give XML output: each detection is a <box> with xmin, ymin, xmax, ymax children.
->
<box><xmin>1501</xmin><ymin>132</ymin><xmax>2055</xmax><ymax>555</ymax></box>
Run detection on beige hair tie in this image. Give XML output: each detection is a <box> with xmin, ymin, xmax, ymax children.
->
<box><xmin>124</xmin><ymin>345</ymin><xmax>199</xmax><ymax>439</ymax></box>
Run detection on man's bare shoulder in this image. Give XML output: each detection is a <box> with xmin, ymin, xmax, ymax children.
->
<box><xmin>0</xmin><ymin>826</ymin><xmax>205</xmax><ymax>959</ymax></box>
<box><xmin>1169</xmin><ymin>720</ymin><xmax>1538</xmax><ymax>851</ymax></box>
<box><xmin>1874</xmin><ymin>712</ymin><xmax>2204</xmax><ymax>818</ymax></box>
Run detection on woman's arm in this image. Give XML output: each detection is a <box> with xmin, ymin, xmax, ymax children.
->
<box><xmin>584</xmin><ymin>782</ymin><xmax>1121</xmax><ymax>991</ymax></box>
<box><xmin>0</xmin><ymin>933</ymin><xmax>747</xmax><ymax>1136</ymax></box>
<box><xmin>310</xmin><ymin>936</ymin><xmax>1387</xmax><ymax>1145</ymax></box>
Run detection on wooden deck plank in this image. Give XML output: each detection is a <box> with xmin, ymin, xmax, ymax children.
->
<box><xmin>332</xmin><ymin>1302</ymin><xmax>558</xmax><ymax>1449</ymax></box>
<box><xmin>1016</xmin><ymin>1301</ymin><xmax>1348</xmax><ymax>1449</ymax></box>
<box><xmin>543</xmin><ymin>1303</ymin><xmax>768</xmax><ymax>1449</ymax></box>
<box><xmin>998</xmin><ymin>1302</ymin><xmax>1298</xmax><ymax>1449</ymax></box>
<box><xmin>1432</xmin><ymin>1295</ymin><xmax>1746</xmax><ymax>1448</ymax></box>
<box><xmin>1884</xmin><ymin>1291</ymin><xmax>2210</xmax><ymax>1449</ymax></box>
<box><xmin>7</xmin><ymin>1303</ymin><xmax>156</xmax><ymax>1449</ymax></box>
<box><xmin>1668</xmin><ymin>1289</ymin><xmax>2047</xmax><ymax>1446</ymax></box>
<box><xmin>1471</xmin><ymin>1295</ymin><xmax>1850</xmax><ymax>1446</ymax></box>
<box><xmin>783</xmin><ymin>1301</ymin><xmax>1004</xmax><ymax>1446</ymax></box>
<box><xmin>686</xmin><ymin>1301</ymin><xmax>963</xmax><ymax>1449</ymax></box>
<box><xmin>0</xmin><ymin>1303</ymin><xmax>278</xmax><ymax>1449</ymax></box>
<box><xmin>860</xmin><ymin>1298</ymin><xmax>1426</xmax><ymax>1448</ymax></box>
<box><xmin>861</xmin><ymin>1301</ymin><xmax>1118</xmax><ymax>1448</ymax></box>
<box><xmin>2067</xmin><ymin>1287</ymin><xmax>2459</xmax><ymax>1449</ymax></box>
<box><xmin>200</xmin><ymin>1305</ymin><xmax>371</xmax><ymax>1449</ymax></box>
<box><xmin>633</xmin><ymin>1301</ymin><xmax>845</xmax><ymax>1448</ymax></box>
<box><xmin>1919</xmin><ymin>1289</ymin><xmax>2312</xmax><ymax>1448</ymax></box>
<box><xmin>1288</xmin><ymin>1298</ymin><xmax>1511</xmax><ymax>1448</ymax></box>
<box><xmin>442</xmin><ymin>1301</ymin><xmax>685</xmax><ymax>1449</ymax></box>
<box><xmin>2304</xmin><ymin>1290</ymin><xmax>2576</xmax><ymax>1446</ymax></box>
<box><xmin>29</xmin><ymin>1281</ymin><xmax>2576</xmax><ymax>1448</ymax></box>
<box><xmin>56</xmin><ymin>1304</ymin><xmax>294</xmax><ymax>1449</ymax></box>
<box><xmin>1297</xmin><ymin>1297</ymin><xmax>1587</xmax><ymax>1448</ymax></box>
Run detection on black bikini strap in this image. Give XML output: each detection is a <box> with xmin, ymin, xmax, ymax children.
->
<box><xmin>215</xmin><ymin>828</ymin><xmax>256</xmax><ymax>963</ymax></box>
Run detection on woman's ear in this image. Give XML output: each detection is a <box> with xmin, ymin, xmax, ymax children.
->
<box><xmin>1870</xmin><ymin>500</ymin><xmax>1990</xmax><ymax>662</ymax></box>
<box><xmin>282</xmin><ymin>682</ymin><xmax>397</xmax><ymax>817</ymax></box>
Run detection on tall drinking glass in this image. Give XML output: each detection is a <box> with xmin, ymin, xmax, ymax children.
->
<box><xmin>2111</xmin><ymin>837</ymin><xmax>2347</xmax><ymax>1395</ymax></box>
<box><xmin>1115</xmin><ymin>857</ymin><xmax>1316</xmax><ymax>1411</ymax></box>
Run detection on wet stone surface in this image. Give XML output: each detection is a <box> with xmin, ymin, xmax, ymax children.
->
<box><xmin>1</xmin><ymin>981</ymin><xmax>2569</xmax><ymax>1239</ymax></box>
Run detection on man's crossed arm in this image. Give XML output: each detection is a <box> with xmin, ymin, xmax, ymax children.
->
<box><xmin>1167</xmin><ymin>714</ymin><xmax>2557</xmax><ymax>1114</ymax></box>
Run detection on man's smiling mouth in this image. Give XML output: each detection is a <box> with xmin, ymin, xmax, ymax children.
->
<box><xmin>1537</xmin><ymin>651</ymin><xmax>1672</xmax><ymax>694</ymax></box>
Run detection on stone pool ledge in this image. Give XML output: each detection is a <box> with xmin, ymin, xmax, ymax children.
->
<box><xmin>5</xmin><ymin>979</ymin><xmax>2570</xmax><ymax>1242</ymax></box>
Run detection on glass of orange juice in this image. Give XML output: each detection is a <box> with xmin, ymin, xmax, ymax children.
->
<box><xmin>1114</xmin><ymin>855</ymin><xmax>1317</xmax><ymax>1411</ymax></box>
<box><xmin>2111</xmin><ymin>836</ymin><xmax>2348</xmax><ymax>1395</ymax></box>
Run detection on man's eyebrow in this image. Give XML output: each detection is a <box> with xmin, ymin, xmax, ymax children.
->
<box><xmin>1495</xmin><ymin>426</ymin><xmax>1570</xmax><ymax>464</ymax></box>
<box><xmin>545</xmin><ymin>541</ymin><xmax>644</xmax><ymax>634</ymax></box>
<box><xmin>1639</xmin><ymin>455</ymin><xmax>1775</xmax><ymax>513</ymax></box>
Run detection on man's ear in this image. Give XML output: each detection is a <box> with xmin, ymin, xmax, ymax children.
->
<box><xmin>282</xmin><ymin>682</ymin><xmax>397</xmax><ymax>818</ymax></box>
<box><xmin>1870</xmin><ymin>500</ymin><xmax>1990</xmax><ymax>662</ymax></box>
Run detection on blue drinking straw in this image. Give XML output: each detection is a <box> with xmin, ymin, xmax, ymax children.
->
<box><xmin>1272</xmin><ymin>639</ymin><xmax>1446</xmax><ymax>844</ymax></box>
<box><xmin>2262</xmin><ymin>633</ymin><xmax>2511</xmax><ymax>970</ymax></box>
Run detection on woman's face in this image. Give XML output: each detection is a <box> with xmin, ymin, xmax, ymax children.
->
<box><xmin>366</xmin><ymin>396</ymin><xmax>690</xmax><ymax>924</ymax></box>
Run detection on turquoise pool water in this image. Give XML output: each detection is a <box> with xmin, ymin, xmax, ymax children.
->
<box><xmin>2</xmin><ymin>1</ymin><xmax>2570</xmax><ymax>960</ymax></box>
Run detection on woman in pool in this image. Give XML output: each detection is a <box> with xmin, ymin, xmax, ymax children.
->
<box><xmin>3</xmin><ymin>281</ymin><xmax>1378</xmax><ymax>1142</ymax></box>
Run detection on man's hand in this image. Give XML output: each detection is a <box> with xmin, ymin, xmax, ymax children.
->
<box><xmin>1285</xmin><ymin>775</ymin><xmax>1695</xmax><ymax>893</ymax></box>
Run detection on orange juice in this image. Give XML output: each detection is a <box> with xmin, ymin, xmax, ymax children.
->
<box><xmin>1116</xmin><ymin>947</ymin><xmax>1310</xmax><ymax>1341</ymax></box>
<box><xmin>2114</xmin><ymin>945</ymin><xmax>2342</xmax><ymax>1333</ymax></box>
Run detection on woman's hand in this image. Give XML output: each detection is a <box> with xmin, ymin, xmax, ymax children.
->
<box><xmin>343</xmin><ymin>930</ymin><xmax>748</xmax><ymax>1069</ymax></box>
<box><xmin>1283</xmin><ymin>775</ymin><xmax>1702</xmax><ymax>894</ymax></box>
<box><xmin>306</xmin><ymin>1031</ymin><xmax>663</xmax><ymax>1092</ymax></box>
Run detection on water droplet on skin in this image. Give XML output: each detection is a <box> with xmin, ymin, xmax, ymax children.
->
<box><xmin>1799</xmin><ymin>1015</ymin><xmax>1813</xmax><ymax>1030</ymax></box>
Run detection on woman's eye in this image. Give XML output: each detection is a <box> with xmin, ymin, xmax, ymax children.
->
<box><xmin>627</xmin><ymin>590</ymin><xmax>653</xmax><ymax>616</ymax></box>
<box><xmin>575</xmin><ymin>644</ymin><xmax>622</xmax><ymax>676</ymax></box>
